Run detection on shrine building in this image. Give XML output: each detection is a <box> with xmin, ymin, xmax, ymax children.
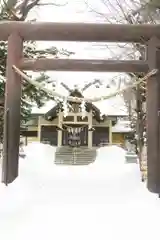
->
<box><xmin>21</xmin><ymin>87</ymin><xmax>132</xmax><ymax>147</ymax></box>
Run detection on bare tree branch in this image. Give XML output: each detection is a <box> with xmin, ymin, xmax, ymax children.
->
<box><xmin>37</xmin><ymin>2</ymin><xmax>68</xmax><ymax>7</ymax></box>
<box><xmin>2</xmin><ymin>0</ymin><xmax>68</xmax><ymax>21</ymax></box>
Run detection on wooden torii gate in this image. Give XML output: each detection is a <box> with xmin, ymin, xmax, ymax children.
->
<box><xmin>0</xmin><ymin>21</ymin><xmax>160</xmax><ymax>194</ymax></box>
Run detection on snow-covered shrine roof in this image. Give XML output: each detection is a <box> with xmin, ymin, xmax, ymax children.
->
<box><xmin>112</xmin><ymin>120</ymin><xmax>133</xmax><ymax>133</ymax></box>
<box><xmin>31</xmin><ymin>83</ymin><xmax>128</xmax><ymax>117</ymax></box>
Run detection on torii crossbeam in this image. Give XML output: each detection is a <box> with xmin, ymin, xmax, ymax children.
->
<box><xmin>0</xmin><ymin>21</ymin><xmax>160</xmax><ymax>42</ymax></box>
<box><xmin>1</xmin><ymin>21</ymin><xmax>160</xmax><ymax>195</ymax></box>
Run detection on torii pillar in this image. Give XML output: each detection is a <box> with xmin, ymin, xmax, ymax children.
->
<box><xmin>2</xmin><ymin>33</ymin><xmax>23</xmax><ymax>184</ymax></box>
<box><xmin>147</xmin><ymin>37</ymin><xmax>160</xmax><ymax>194</ymax></box>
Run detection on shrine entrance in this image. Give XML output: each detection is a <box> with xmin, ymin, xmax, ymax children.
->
<box><xmin>1</xmin><ymin>22</ymin><xmax>160</xmax><ymax>195</ymax></box>
<box><xmin>62</xmin><ymin>125</ymin><xmax>88</xmax><ymax>147</ymax></box>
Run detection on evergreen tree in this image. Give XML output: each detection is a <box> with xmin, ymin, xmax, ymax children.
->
<box><xmin>0</xmin><ymin>0</ymin><xmax>73</xmax><ymax>141</ymax></box>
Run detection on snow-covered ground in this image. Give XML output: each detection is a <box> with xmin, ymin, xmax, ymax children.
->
<box><xmin>0</xmin><ymin>143</ymin><xmax>159</xmax><ymax>240</ymax></box>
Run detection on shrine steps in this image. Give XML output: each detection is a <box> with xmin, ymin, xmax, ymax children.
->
<box><xmin>54</xmin><ymin>146</ymin><xmax>97</xmax><ymax>165</ymax></box>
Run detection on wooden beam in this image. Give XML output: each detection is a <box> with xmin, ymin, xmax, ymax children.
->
<box><xmin>2</xmin><ymin>33</ymin><xmax>23</xmax><ymax>184</ymax></box>
<box><xmin>20</xmin><ymin>58</ymin><xmax>148</xmax><ymax>72</ymax></box>
<box><xmin>146</xmin><ymin>37</ymin><xmax>160</xmax><ymax>194</ymax></box>
<box><xmin>0</xmin><ymin>21</ymin><xmax>160</xmax><ymax>42</ymax></box>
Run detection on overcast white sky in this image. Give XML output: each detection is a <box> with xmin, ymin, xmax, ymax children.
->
<box><xmin>28</xmin><ymin>0</ymin><xmax>135</xmax><ymax>114</ymax></box>
<box><xmin>27</xmin><ymin>0</ymin><xmax>136</xmax><ymax>88</ymax></box>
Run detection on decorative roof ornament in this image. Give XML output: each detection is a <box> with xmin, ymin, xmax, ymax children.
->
<box><xmin>74</xmin><ymin>84</ymin><xmax>79</xmax><ymax>90</ymax></box>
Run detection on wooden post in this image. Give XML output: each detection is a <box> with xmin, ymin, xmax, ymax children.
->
<box><xmin>146</xmin><ymin>37</ymin><xmax>160</xmax><ymax>193</ymax></box>
<box><xmin>2</xmin><ymin>33</ymin><xmax>23</xmax><ymax>184</ymax></box>
<box><xmin>109</xmin><ymin>120</ymin><xmax>112</xmax><ymax>145</ymax></box>
<box><xmin>38</xmin><ymin>116</ymin><xmax>41</xmax><ymax>142</ymax></box>
<box><xmin>57</xmin><ymin>112</ymin><xmax>63</xmax><ymax>147</ymax></box>
<box><xmin>88</xmin><ymin>111</ymin><xmax>92</xmax><ymax>148</ymax></box>
<box><xmin>25</xmin><ymin>136</ymin><xmax>27</xmax><ymax>146</ymax></box>
<box><xmin>136</xmin><ymin>84</ymin><xmax>144</xmax><ymax>178</ymax></box>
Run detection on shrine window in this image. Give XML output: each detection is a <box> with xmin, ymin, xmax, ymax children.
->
<box><xmin>63</xmin><ymin>116</ymin><xmax>74</xmax><ymax>122</ymax></box>
<box><xmin>77</xmin><ymin>116</ymin><xmax>88</xmax><ymax>122</ymax></box>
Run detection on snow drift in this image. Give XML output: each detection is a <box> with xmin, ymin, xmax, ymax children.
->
<box><xmin>0</xmin><ymin>143</ymin><xmax>159</xmax><ymax>240</ymax></box>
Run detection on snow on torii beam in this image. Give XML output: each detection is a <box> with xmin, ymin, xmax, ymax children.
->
<box><xmin>0</xmin><ymin>21</ymin><xmax>160</xmax><ymax>42</ymax></box>
<box><xmin>20</xmin><ymin>59</ymin><xmax>148</xmax><ymax>72</ymax></box>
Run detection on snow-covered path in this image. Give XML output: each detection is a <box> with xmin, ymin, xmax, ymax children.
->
<box><xmin>0</xmin><ymin>143</ymin><xmax>159</xmax><ymax>240</ymax></box>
